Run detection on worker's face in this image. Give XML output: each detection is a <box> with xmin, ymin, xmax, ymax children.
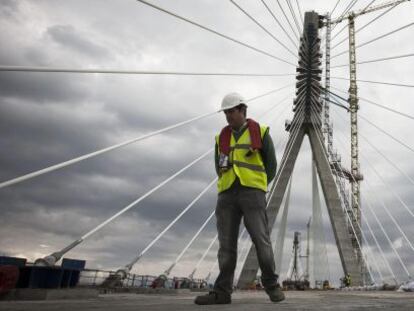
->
<box><xmin>224</xmin><ymin>106</ymin><xmax>246</xmax><ymax>129</ymax></box>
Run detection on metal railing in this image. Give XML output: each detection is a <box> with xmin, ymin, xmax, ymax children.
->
<box><xmin>78</xmin><ymin>268</ymin><xmax>210</xmax><ymax>289</ymax></box>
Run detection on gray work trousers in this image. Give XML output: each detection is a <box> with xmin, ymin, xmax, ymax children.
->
<box><xmin>213</xmin><ymin>183</ymin><xmax>278</xmax><ymax>295</ymax></box>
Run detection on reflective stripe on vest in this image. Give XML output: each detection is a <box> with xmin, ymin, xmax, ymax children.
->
<box><xmin>216</xmin><ymin>124</ymin><xmax>268</xmax><ymax>193</ymax></box>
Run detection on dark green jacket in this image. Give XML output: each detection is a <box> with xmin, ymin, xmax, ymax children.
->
<box><xmin>215</xmin><ymin>125</ymin><xmax>277</xmax><ymax>184</ymax></box>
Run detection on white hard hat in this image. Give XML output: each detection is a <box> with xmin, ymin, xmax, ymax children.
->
<box><xmin>220</xmin><ymin>92</ymin><xmax>247</xmax><ymax>111</ymax></box>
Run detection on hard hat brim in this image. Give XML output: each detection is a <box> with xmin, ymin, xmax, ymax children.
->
<box><xmin>219</xmin><ymin>103</ymin><xmax>248</xmax><ymax>112</ymax></box>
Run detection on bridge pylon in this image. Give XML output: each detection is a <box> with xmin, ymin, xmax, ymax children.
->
<box><xmin>237</xmin><ymin>11</ymin><xmax>363</xmax><ymax>289</ymax></box>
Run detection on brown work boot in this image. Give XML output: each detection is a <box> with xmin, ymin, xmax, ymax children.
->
<box><xmin>194</xmin><ymin>291</ymin><xmax>231</xmax><ymax>305</ymax></box>
<box><xmin>265</xmin><ymin>284</ymin><xmax>285</xmax><ymax>303</ymax></box>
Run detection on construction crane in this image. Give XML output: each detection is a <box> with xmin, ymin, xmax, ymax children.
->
<box><xmin>329</xmin><ymin>0</ymin><xmax>410</xmax><ymax>25</ymax></box>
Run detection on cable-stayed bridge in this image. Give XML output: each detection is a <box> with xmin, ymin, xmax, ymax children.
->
<box><xmin>0</xmin><ymin>0</ymin><xmax>413</xmax><ymax>301</ymax></box>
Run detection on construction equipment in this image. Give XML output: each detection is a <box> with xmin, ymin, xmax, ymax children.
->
<box><xmin>282</xmin><ymin>232</ymin><xmax>310</xmax><ymax>290</ymax></box>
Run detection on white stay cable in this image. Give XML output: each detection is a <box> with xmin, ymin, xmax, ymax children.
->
<box><xmin>272</xmin><ymin>113</ymin><xmax>305</xmax><ymax>187</ymax></box>
<box><xmin>260</xmin><ymin>0</ymin><xmax>299</xmax><ymax>49</ymax></box>
<box><xmin>271</xmin><ymin>108</ymin><xmax>305</xmax><ymax>191</ymax></box>
<box><xmin>365</xmin><ymin>177</ymin><xmax>414</xmax><ymax>254</ymax></box>
<box><xmin>0</xmin><ymin>66</ymin><xmax>296</xmax><ymax>76</ymax></box>
<box><xmin>354</xmin><ymin>141</ymin><xmax>414</xmax><ymax>251</ymax></box>
<box><xmin>363</xmin><ymin>192</ymin><xmax>411</xmax><ymax>279</ymax></box>
<box><xmin>125</xmin><ymin>177</ymin><xmax>217</xmax><ymax>271</ymax></box>
<box><xmin>263</xmin><ymin>96</ymin><xmax>293</xmax><ymax>133</ymax></box>
<box><xmin>205</xmin><ymin>259</ymin><xmax>219</xmax><ymax>281</ymax></box>
<box><xmin>275</xmin><ymin>134</ymin><xmax>289</xmax><ymax>158</ymax></box>
<box><xmin>359</xmin><ymin>130</ymin><xmax>414</xmax><ymax>186</ymax></box>
<box><xmin>273</xmin><ymin>104</ymin><xmax>306</xmax><ymax>173</ymax></box>
<box><xmin>285</xmin><ymin>0</ymin><xmax>302</xmax><ymax>36</ymax></box>
<box><xmin>363</xmin><ymin>175</ymin><xmax>414</xmax><ymax>254</ymax></box>
<box><xmin>360</xmin><ymin>208</ymin><xmax>396</xmax><ymax>283</ymax></box>
<box><xmin>273</xmin><ymin>112</ymin><xmax>292</xmax><ymax>155</ymax></box>
<box><xmin>275</xmin><ymin>0</ymin><xmax>300</xmax><ymax>41</ymax></box>
<box><xmin>252</xmin><ymin>92</ymin><xmax>293</xmax><ymax>121</ymax></box>
<box><xmin>246</xmin><ymin>83</ymin><xmax>294</xmax><ymax>103</ymax></box>
<box><xmin>190</xmin><ymin>234</ymin><xmax>218</xmax><ymax>278</ymax></box>
<box><xmin>0</xmin><ymin>111</ymin><xmax>217</xmax><ymax>190</ymax></box>
<box><xmin>164</xmin><ymin>209</ymin><xmax>216</xmax><ymax>275</ymax></box>
<box><xmin>360</xmin><ymin>155</ymin><xmax>414</xmax><ymax>218</ymax></box>
<box><xmin>82</xmin><ymin>148</ymin><xmax>213</xmax><ymax>240</ymax></box>
<box><xmin>295</xmin><ymin>0</ymin><xmax>304</xmax><ymax>26</ymax></box>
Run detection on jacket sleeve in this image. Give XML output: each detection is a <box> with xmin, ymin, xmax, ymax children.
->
<box><xmin>261</xmin><ymin>129</ymin><xmax>277</xmax><ymax>184</ymax></box>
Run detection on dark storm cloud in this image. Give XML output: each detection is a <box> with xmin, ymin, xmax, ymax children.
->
<box><xmin>46</xmin><ymin>25</ymin><xmax>110</xmax><ymax>59</ymax></box>
<box><xmin>0</xmin><ymin>72</ymin><xmax>90</xmax><ymax>102</ymax></box>
<box><xmin>0</xmin><ymin>0</ymin><xmax>18</xmax><ymax>18</ymax></box>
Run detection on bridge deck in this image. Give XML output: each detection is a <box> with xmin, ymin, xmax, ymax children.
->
<box><xmin>1</xmin><ymin>290</ymin><xmax>414</xmax><ymax>311</ymax></box>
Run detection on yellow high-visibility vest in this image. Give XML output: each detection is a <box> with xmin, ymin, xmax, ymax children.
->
<box><xmin>216</xmin><ymin>125</ymin><xmax>268</xmax><ymax>193</ymax></box>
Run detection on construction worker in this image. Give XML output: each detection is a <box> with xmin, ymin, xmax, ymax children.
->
<box><xmin>194</xmin><ymin>93</ymin><xmax>284</xmax><ymax>305</ymax></box>
<box><xmin>344</xmin><ymin>273</ymin><xmax>351</xmax><ymax>287</ymax></box>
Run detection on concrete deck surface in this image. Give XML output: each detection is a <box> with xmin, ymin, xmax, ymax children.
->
<box><xmin>1</xmin><ymin>290</ymin><xmax>414</xmax><ymax>311</ymax></box>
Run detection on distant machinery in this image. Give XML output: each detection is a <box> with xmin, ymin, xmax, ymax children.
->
<box><xmin>282</xmin><ymin>232</ymin><xmax>310</xmax><ymax>290</ymax></box>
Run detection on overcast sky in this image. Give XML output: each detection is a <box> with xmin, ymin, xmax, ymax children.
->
<box><xmin>0</xmin><ymin>0</ymin><xmax>413</xmax><ymax>287</ymax></box>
